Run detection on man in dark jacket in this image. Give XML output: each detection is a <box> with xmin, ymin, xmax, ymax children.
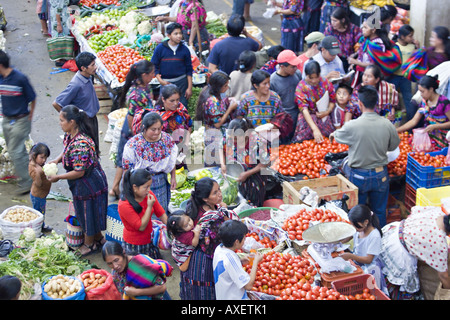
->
<box><xmin>151</xmin><ymin>22</ymin><xmax>193</xmax><ymax>108</ymax></box>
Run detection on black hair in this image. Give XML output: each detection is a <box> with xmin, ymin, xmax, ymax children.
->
<box><xmin>251</xmin><ymin>69</ymin><xmax>270</xmax><ymax>90</ymax></box>
<box><xmin>141</xmin><ymin>111</ymin><xmax>163</xmax><ymax>132</ymax></box>
<box><xmin>418</xmin><ymin>74</ymin><xmax>440</xmax><ymax>92</ymax></box>
<box><xmin>227</xmin><ymin>14</ymin><xmax>245</xmax><ymax>37</ymax></box>
<box><xmin>331</xmin><ymin>7</ymin><xmax>350</xmax><ymax>29</ymax></box>
<box><xmin>357</xmin><ymin>85</ymin><xmax>379</xmax><ymax>110</ymax></box>
<box><xmin>393</xmin><ymin>24</ymin><xmax>414</xmax><ymax>42</ymax></box>
<box><xmin>185</xmin><ymin>177</ymin><xmax>217</xmax><ymax>220</ymax></box>
<box><xmin>61</xmin><ymin>105</ymin><xmax>100</xmax><ymax>156</ymax></box>
<box><xmin>29</xmin><ymin>142</ymin><xmax>51</xmax><ymax>162</ymax></box>
<box><xmin>444</xmin><ymin>215</ymin><xmax>450</xmax><ymax>235</ymax></box>
<box><xmin>167</xmin><ymin>211</ymin><xmax>190</xmax><ymax>237</ymax></box>
<box><xmin>336</xmin><ymin>82</ymin><xmax>353</xmax><ymax>95</ymax></box>
<box><xmin>196</xmin><ymin>71</ymin><xmax>230</xmax><ymax>121</ymax></box>
<box><xmin>122</xmin><ymin>168</ymin><xmax>153</xmax><ymax>213</ymax></box>
<box><xmin>365</xmin><ymin>64</ymin><xmax>384</xmax><ymax>86</ymax></box>
<box><xmin>0</xmin><ymin>50</ymin><xmax>10</xmax><ymax>68</ymax></box>
<box><xmin>267</xmin><ymin>45</ymin><xmax>285</xmax><ymax>59</ymax></box>
<box><xmin>348</xmin><ymin>204</ymin><xmax>383</xmax><ymax>236</ymax></box>
<box><xmin>363</xmin><ymin>15</ymin><xmax>394</xmax><ymax>50</ymax></box>
<box><xmin>75</xmin><ymin>51</ymin><xmax>96</xmax><ymax>70</ymax></box>
<box><xmin>433</xmin><ymin>26</ymin><xmax>450</xmax><ymax>58</ymax></box>
<box><xmin>166</xmin><ymin>22</ymin><xmax>183</xmax><ymax>35</ymax></box>
<box><xmin>218</xmin><ymin>219</ymin><xmax>248</xmax><ymax>247</ymax></box>
<box><xmin>238</xmin><ymin>50</ymin><xmax>256</xmax><ymax>73</ymax></box>
<box><xmin>0</xmin><ymin>275</ymin><xmax>21</xmax><ymax>300</ymax></box>
<box><xmin>101</xmin><ymin>240</ymin><xmax>126</xmax><ymax>261</ymax></box>
<box><xmin>380</xmin><ymin>5</ymin><xmax>398</xmax><ymax>23</ymax></box>
<box><xmin>155</xmin><ymin>83</ymin><xmax>181</xmax><ymax>110</ymax></box>
<box><xmin>304</xmin><ymin>59</ymin><xmax>321</xmax><ymax>77</ymax></box>
<box><xmin>228</xmin><ymin>118</ymin><xmax>254</xmax><ymax>131</ymax></box>
<box><xmin>119</xmin><ymin>60</ymin><xmax>154</xmax><ymax>109</ymax></box>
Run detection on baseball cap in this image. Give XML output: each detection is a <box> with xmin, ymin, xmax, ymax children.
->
<box><xmin>277</xmin><ymin>50</ymin><xmax>302</xmax><ymax>66</ymax></box>
<box><xmin>304</xmin><ymin>31</ymin><xmax>325</xmax><ymax>44</ymax></box>
<box><xmin>320</xmin><ymin>35</ymin><xmax>342</xmax><ymax>56</ymax></box>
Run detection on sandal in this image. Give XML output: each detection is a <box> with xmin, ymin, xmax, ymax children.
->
<box><xmin>76</xmin><ymin>243</ymin><xmax>98</xmax><ymax>258</ymax></box>
<box><xmin>95</xmin><ymin>236</ymin><xmax>107</xmax><ymax>248</ymax></box>
<box><xmin>108</xmin><ymin>189</ymin><xmax>120</xmax><ymax>200</ymax></box>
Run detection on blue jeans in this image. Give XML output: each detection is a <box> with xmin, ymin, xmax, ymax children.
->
<box><xmin>387</xmin><ymin>75</ymin><xmax>414</xmax><ymax>121</ymax></box>
<box><xmin>343</xmin><ymin>162</ymin><xmax>390</xmax><ymax>227</ymax></box>
<box><xmin>30</xmin><ymin>194</ymin><xmax>47</xmax><ymax>215</ymax></box>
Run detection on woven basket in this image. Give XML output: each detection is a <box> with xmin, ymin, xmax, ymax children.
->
<box><xmin>65</xmin><ymin>202</ymin><xmax>84</xmax><ymax>248</ymax></box>
<box><xmin>106</xmin><ymin>204</ymin><xmax>124</xmax><ymax>243</ymax></box>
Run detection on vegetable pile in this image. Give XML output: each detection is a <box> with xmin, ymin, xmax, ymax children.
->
<box><xmin>80</xmin><ymin>271</ymin><xmax>107</xmax><ymax>292</ymax></box>
<box><xmin>282</xmin><ymin>207</ymin><xmax>347</xmax><ymax>241</ymax></box>
<box><xmin>97</xmin><ymin>44</ymin><xmax>146</xmax><ymax>82</ymax></box>
<box><xmin>0</xmin><ymin>231</ymin><xmax>94</xmax><ymax>300</ymax></box>
<box><xmin>410</xmin><ymin>151</ymin><xmax>448</xmax><ymax>168</ymax></box>
<box><xmin>271</xmin><ymin>138</ymin><xmax>348</xmax><ymax>179</ymax></box>
<box><xmin>2</xmin><ymin>207</ymin><xmax>38</xmax><ymax>223</ymax></box>
<box><xmin>43</xmin><ymin>275</ymin><xmax>83</xmax><ymax>300</ymax></box>
<box><xmin>387</xmin><ymin>132</ymin><xmax>412</xmax><ymax>177</ymax></box>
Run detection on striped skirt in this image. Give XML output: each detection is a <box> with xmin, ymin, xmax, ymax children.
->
<box><xmin>151</xmin><ymin>172</ymin><xmax>171</xmax><ymax>213</ymax></box>
<box><xmin>281</xmin><ymin>15</ymin><xmax>304</xmax><ymax>53</ymax></box>
<box><xmin>122</xmin><ymin>241</ymin><xmax>163</xmax><ymax>261</ymax></box>
<box><xmin>67</xmin><ymin>162</ymin><xmax>108</xmax><ymax>237</ymax></box>
<box><xmin>292</xmin><ymin>113</ymin><xmax>336</xmax><ymax>143</ymax></box>
<box><xmin>179</xmin><ymin>247</ymin><xmax>216</xmax><ymax>300</ymax></box>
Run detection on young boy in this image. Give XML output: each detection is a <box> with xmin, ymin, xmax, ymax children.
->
<box><xmin>331</xmin><ymin>82</ymin><xmax>355</xmax><ymax>128</ymax></box>
<box><xmin>213</xmin><ymin>220</ymin><xmax>263</xmax><ymax>300</ymax></box>
<box><xmin>151</xmin><ymin>22</ymin><xmax>193</xmax><ymax>108</ymax></box>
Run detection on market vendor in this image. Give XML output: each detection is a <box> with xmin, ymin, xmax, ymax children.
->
<box><xmin>48</xmin><ymin>105</ymin><xmax>108</xmax><ymax>257</ymax></box>
<box><xmin>179</xmin><ymin>177</ymin><xmax>239</xmax><ymax>300</ymax></box>
<box><xmin>396</xmin><ymin>75</ymin><xmax>450</xmax><ymax>149</ymax></box>
<box><xmin>379</xmin><ymin>206</ymin><xmax>450</xmax><ymax>300</ymax></box>
<box><xmin>292</xmin><ymin>60</ymin><xmax>336</xmax><ymax>143</ymax></box>
<box><xmin>330</xmin><ymin>85</ymin><xmax>400</xmax><ymax>227</ymax></box>
<box><xmin>122</xmin><ymin>112</ymin><xmax>178</xmax><ymax>212</ymax></box>
<box><xmin>151</xmin><ymin>22</ymin><xmax>193</xmax><ymax>108</ymax></box>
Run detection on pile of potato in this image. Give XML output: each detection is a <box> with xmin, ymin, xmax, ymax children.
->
<box><xmin>2</xmin><ymin>207</ymin><xmax>38</xmax><ymax>223</ymax></box>
<box><xmin>81</xmin><ymin>271</ymin><xmax>107</xmax><ymax>292</ymax></box>
<box><xmin>44</xmin><ymin>275</ymin><xmax>82</xmax><ymax>299</ymax></box>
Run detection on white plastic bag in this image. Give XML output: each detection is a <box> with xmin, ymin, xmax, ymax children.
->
<box><xmin>0</xmin><ymin>205</ymin><xmax>43</xmax><ymax>243</ymax></box>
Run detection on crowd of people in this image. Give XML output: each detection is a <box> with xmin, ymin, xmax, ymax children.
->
<box><xmin>0</xmin><ymin>0</ymin><xmax>450</xmax><ymax>301</ymax></box>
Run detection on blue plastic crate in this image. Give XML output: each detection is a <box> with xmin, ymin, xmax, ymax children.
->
<box><xmin>406</xmin><ymin>147</ymin><xmax>450</xmax><ymax>189</ymax></box>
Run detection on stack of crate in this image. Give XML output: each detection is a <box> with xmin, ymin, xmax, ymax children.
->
<box><xmin>95</xmin><ymin>83</ymin><xmax>113</xmax><ymax>114</ymax></box>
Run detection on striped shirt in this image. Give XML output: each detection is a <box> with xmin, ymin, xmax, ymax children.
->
<box><xmin>0</xmin><ymin>69</ymin><xmax>36</xmax><ymax>117</ymax></box>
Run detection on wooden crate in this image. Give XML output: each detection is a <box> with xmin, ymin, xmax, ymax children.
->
<box><xmin>94</xmin><ymin>83</ymin><xmax>110</xmax><ymax>100</ymax></box>
<box><xmin>282</xmin><ymin>174</ymin><xmax>358</xmax><ymax>209</ymax></box>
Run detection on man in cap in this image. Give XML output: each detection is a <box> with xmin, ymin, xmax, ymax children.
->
<box><xmin>297</xmin><ymin>31</ymin><xmax>325</xmax><ymax>72</ymax></box>
<box><xmin>270</xmin><ymin>50</ymin><xmax>302</xmax><ymax>141</ymax></box>
<box><xmin>302</xmin><ymin>35</ymin><xmax>345</xmax><ymax>82</ymax></box>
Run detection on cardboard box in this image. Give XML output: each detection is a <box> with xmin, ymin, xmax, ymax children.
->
<box><xmin>282</xmin><ymin>174</ymin><xmax>358</xmax><ymax>209</ymax></box>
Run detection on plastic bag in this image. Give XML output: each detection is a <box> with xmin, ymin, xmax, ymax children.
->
<box><xmin>412</xmin><ymin>128</ymin><xmax>433</xmax><ymax>152</ymax></box>
<box><xmin>79</xmin><ymin>269</ymin><xmax>122</xmax><ymax>300</ymax></box>
<box><xmin>0</xmin><ymin>206</ymin><xmax>44</xmax><ymax>243</ymax></box>
<box><xmin>221</xmin><ymin>176</ymin><xmax>239</xmax><ymax>205</ymax></box>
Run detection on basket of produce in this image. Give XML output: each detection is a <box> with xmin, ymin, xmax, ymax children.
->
<box><xmin>406</xmin><ymin>147</ymin><xmax>450</xmax><ymax>189</ymax></box>
<box><xmin>238</xmin><ymin>207</ymin><xmax>278</xmax><ymax>221</ymax></box>
<box><xmin>331</xmin><ymin>273</ymin><xmax>390</xmax><ymax>300</ymax></box>
<box><xmin>0</xmin><ymin>206</ymin><xmax>43</xmax><ymax>242</ymax></box>
<box><xmin>42</xmin><ymin>275</ymin><xmax>85</xmax><ymax>300</ymax></box>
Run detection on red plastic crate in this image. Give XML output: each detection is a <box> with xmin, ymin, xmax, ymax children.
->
<box><xmin>404</xmin><ymin>182</ymin><xmax>416</xmax><ymax>212</ymax></box>
<box><xmin>331</xmin><ymin>274</ymin><xmax>390</xmax><ymax>300</ymax></box>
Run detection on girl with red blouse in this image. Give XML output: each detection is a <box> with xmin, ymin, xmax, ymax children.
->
<box><xmin>118</xmin><ymin>168</ymin><xmax>168</xmax><ymax>259</ymax></box>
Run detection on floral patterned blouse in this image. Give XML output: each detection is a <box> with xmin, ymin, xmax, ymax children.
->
<box><xmin>153</xmin><ymin>102</ymin><xmax>193</xmax><ymax>139</ymax></box>
<box><xmin>49</xmin><ymin>0</ymin><xmax>71</xmax><ymax>37</ymax></box>
<box><xmin>62</xmin><ymin>132</ymin><xmax>97</xmax><ymax>172</ymax></box>
<box><xmin>126</xmin><ymin>83</ymin><xmax>153</xmax><ymax>117</ymax></box>
<box><xmin>236</xmin><ymin>90</ymin><xmax>284</xmax><ymax>127</ymax></box>
<box><xmin>122</xmin><ymin>132</ymin><xmax>178</xmax><ymax>174</ymax></box>
<box><xmin>282</xmin><ymin>0</ymin><xmax>304</xmax><ymax>15</ymax></box>
<box><xmin>295</xmin><ymin>77</ymin><xmax>336</xmax><ymax>114</ymax></box>
<box><xmin>176</xmin><ymin>0</ymin><xmax>207</xmax><ymax>30</ymax></box>
<box><xmin>324</xmin><ymin>23</ymin><xmax>361</xmax><ymax>59</ymax></box>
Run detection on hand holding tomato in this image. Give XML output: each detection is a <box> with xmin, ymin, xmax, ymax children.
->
<box><xmin>312</xmin><ymin>128</ymin><xmax>324</xmax><ymax>143</ymax></box>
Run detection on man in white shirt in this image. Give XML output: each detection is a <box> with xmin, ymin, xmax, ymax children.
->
<box><xmin>303</xmin><ymin>35</ymin><xmax>345</xmax><ymax>82</ymax></box>
<box><xmin>213</xmin><ymin>220</ymin><xmax>263</xmax><ymax>300</ymax></box>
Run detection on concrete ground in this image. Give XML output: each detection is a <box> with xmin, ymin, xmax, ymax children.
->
<box><xmin>0</xmin><ymin>0</ymin><xmax>282</xmax><ymax>300</ymax></box>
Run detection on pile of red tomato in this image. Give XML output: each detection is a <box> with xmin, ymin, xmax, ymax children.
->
<box><xmin>245</xmin><ymin>232</ymin><xmax>278</xmax><ymax>249</ymax></box>
<box><xmin>410</xmin><ymin>151</ymin><xmax>448</xmax><ymax>168</ymax></box>
<box><xmin>282</xmin><ymin>207</ymin><xmax>346</xmax><ymax>241</ymax></box>
<box><xmin>80</xmin><ymin>0</ymin><xmax>120</xmax><ymax>6</ymax></box>
<box><xmin>387</xmin><ymin>132</ymin><xmax>412</xmax><ymax>177</ymax></box>
<box><xmin>243</xmin><ymin>251</ymin><xmax>347</xmax><ymax>300</ymax></box>
<box><xmin>270</xmin><ymin>138</ymin><xmax>348</xmax><ymax>179</ymax></box>
<box><xmin>97</xmin><ymin>45</ymin><xmax>146</xmax><ymax>83</ymax></box>
<box><xmin>347</xmin><ymin>288</ymin><xmax>377</xmax><ymax>300</ymax></box>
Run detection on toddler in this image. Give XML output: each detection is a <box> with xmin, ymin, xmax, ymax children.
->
<box><xmin>28</xmin><ymin>143</ymin><xmax>52</xmax><ymax>232</ymax></box>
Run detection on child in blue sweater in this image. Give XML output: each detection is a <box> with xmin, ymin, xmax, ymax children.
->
<box><xmin>151</xmin><ymin>22</ymin><xmax>193</xmax><ymax>108</ymax></box>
